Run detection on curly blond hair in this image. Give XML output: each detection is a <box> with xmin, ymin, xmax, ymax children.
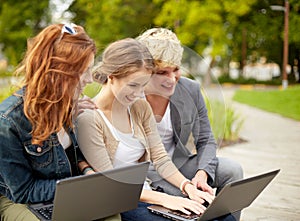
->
<box><xmin>136</xmin><ymin>28</ymin><xmax>183</xmax><ymax>68</ymax></box>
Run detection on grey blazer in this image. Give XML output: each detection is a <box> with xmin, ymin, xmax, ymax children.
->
<box><xmin>170</xmin><ymin>77</ymin><xmax>218</xmax><ymax>182</ymax></box>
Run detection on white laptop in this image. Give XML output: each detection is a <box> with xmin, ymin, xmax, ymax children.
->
<box><xmin>28</xmin><ymin>161</ymin><xmax>150</xmax><ymax>221</ymax></box>
<box><xmin>148</xmin><ymin>169</ymin><xmax>280</xmax><ymax>221</ymax></box>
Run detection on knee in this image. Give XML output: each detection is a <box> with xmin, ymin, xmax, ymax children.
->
<box><xmin>218</xmin><ymin>157</ymin><xmax>244</xmax><ymax>181</ymax></box>
<box><xmin>231</xmin><ymin>161</ymin><xmax>244</xmax><ymax>181</ymax></box>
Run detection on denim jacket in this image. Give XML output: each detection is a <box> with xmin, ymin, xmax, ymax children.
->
<box><xmin>0</xmin><ymin>88</ymin><xmax>82</xmax><ymax>203</ymax></box>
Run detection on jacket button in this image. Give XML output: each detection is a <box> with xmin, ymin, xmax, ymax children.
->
<box><xmin>37</xmin><ymin>147</ymin><xmax>42</xmax><ymax>153</ymax></box>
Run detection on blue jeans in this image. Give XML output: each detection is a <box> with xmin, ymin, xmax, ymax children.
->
<box><xmin>121</xmin><ymin>202</ymin><xmax>236</xmax><ymax>221</ymax></box>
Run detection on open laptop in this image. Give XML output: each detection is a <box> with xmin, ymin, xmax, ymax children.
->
<box><xmin>28</xmin><ymin>161</ymin><xmax>150</xmax><ymax>221</ymax></box>
<box><xmin>148</xmin><ymin>169</ymin><xmax>280</xmax><ymax>221</ymax></box>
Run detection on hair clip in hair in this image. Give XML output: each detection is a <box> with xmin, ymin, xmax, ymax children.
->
<box><xmin>57</xmin><ymin>23</ymin><xmax>77</xmax><ymax>42</ymax></box>
<box><xmin>61</xmin><ymin>23</ymin><xmax>77</xmax><ymax>35</ymax></box>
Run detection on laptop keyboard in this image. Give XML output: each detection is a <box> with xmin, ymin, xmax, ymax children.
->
<box><xmin>166</xmin><ymin>200</ymin><xmax>209</xmax><ymax>220</ymax></box>
<box><xmin>168</xmin><ymin>210</ymin><xmax>201</xmax><ymax>220</ymax></box>
<box><xmin>35</xmin><ymin>205</ymin><xmax>53</xmax><ymax>220</ymax></box>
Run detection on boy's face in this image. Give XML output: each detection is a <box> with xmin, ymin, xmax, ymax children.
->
<box><xmin>145</xmin><ymin>66</ymin><xmax>181</xmax><ymax>98</ymax></box>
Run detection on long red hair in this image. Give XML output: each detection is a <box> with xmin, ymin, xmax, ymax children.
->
<box><xmin>16</xmin><ymin>24</ymin><xmax>96</xmax><ymax>145</ymax></box>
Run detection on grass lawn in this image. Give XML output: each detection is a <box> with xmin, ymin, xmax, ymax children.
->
<box><xmin>233</xmin><ymin>85</ymin><xmax>300</xmax><ymax>121</ymax></box>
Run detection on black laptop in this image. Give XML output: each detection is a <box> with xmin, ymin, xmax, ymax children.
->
<box><xmin>28</xmin><ymin>162</ymin><xmax>149</xmax><ymax>221</ymax></box>
<box><xmin>148</xmin><ymin>169</ymin><xmax>280</xmax><ymax>221</ymax></box>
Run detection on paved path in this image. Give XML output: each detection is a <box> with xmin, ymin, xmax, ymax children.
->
<box><xmin>215</xmin><ymin>88</ymin><xmax>300</xmax><ymax>221</ymax></box>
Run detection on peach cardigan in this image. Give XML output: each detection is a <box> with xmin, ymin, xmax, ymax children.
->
<box><xmin>76</xmin><ymin>99</ymin><xmax>178</xmax><ymax>179</ymax></box>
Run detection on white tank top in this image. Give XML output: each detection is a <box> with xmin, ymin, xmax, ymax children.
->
<box><xmin>97</xmin><ymin>109</ymin><xmax>145</xmax><ymax>168</ymax></box>
<box><xmin>97</xmin><ymin>109</ymin><xmax>151</xmax><ymax>190</ymax></box>
<box><xmin>57</xmin><ymin>128</ymin><xmax>72</xmax><ymax>149</ymax></box>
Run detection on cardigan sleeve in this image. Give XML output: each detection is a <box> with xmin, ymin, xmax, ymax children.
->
<box><xmin>76</xmin><ymin>109</ymin><xmax>114</xmax><ymax>172</ymax></box>
<box><xmin>135</xmin><ymin>100</ymin><xmax>179</xmax><ymax>179</ymax></box>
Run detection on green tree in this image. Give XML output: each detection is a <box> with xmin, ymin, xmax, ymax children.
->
<box><xmin>0</xmin><ymin>0</ymin><xmax>50</xmax><ymax>66</ymax></box>
<box><xmin>151</xmin><ymin>0</ymin><xmax>257</xmax><ymax>84</ymax></box>
<box><xmin>153</xmin><ymin>0</ymin><xmax>257</xmax><ymax>58</ymax></box>
<box><xmin>69</xmin><ymin>0</ymin><xmax>159</xmax><ymax>55</ymax></box>
<box><xmin>231</xmin><ymin>0</ymin><xmax>283</xmax><ymax>66</ymax></box>
<box><xmin>232</xmin><ymin>0</ymin><xmax>300</xmax><ymax>74</ymax></box>
<box><xmin>289</xmin><ymin>0</ymin><xmax>300</xmax><ymax>45</ymax></box>
<box><xmin>155</xmin><ymin>0</ymin><xmax>300</xmax><ymax>81</ymax></box>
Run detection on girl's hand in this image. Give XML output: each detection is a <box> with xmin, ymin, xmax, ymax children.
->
<box><xmin>185</xmin><ymin>183</ymin><xmax>215</xmax><ymax>205</ymax></box>
<box><xmin>78</xmin><ymin>96</ymin><xmax>97</xmax><ymax>115</ymax></box>
<box><xmin>161</xmin><ymin>194</ymin><xmax>206</xmax><ymax>215</ymax></box>
<box><xmin>85</xmin><ymin>169</ymin><xmax>96</xmax><ymax>175</ymax></box>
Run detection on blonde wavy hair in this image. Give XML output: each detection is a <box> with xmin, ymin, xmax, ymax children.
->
<box><xmin>93</xmin><ymin>38</ymin><xmax>154</xmax><ymax>84</ymax></box>
<box><xmin>16</xmin><ymin>24</ymin><xmax>96</xmax><ymax>145</ymax></box>
<box><xmin>136</xmin><ymin>28</ymin><xmax>183</xmax><ymax>68</ymax></box>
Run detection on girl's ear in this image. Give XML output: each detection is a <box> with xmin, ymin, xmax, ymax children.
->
<box><xmin>108</xmin><ymin>75</ymin><xmax>113</xmax><ymax>83</ymax></box>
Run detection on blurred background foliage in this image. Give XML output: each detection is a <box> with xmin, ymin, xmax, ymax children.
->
<box><xmin>0</xmin><ymin>0</ymin><xmax>299</xmax><ymax>74</ymax></box>
<box><xmin>0</xmin><ymin>0</ymin><xmax>51</xmax><ymax>66</ymax></box>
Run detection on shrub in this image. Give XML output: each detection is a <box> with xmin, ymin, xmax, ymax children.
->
<box><xmin>204</xmin><ymin>95</ymin><xmax>244</xmax><ymax>146</ymax></box>
<box><xmin>218</xmin><ymin>74</ymin><xmax>282</xmax><ymax>85</ymax></box>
